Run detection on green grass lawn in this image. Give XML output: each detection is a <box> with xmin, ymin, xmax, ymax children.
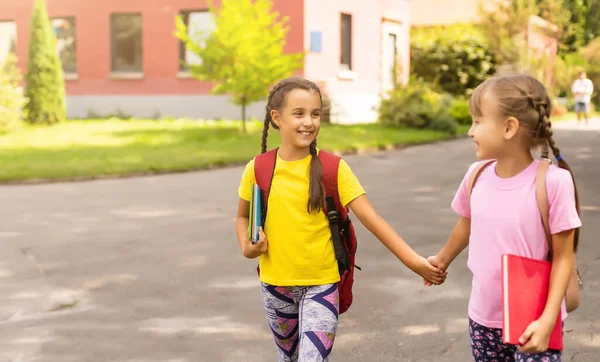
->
<box><xmin>0</xmin><ymin>119</ymin><xmax>469</xmax><ymax>183</ymax></box>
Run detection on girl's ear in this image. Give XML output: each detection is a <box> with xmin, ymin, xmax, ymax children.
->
<box><xmin>270</xmin><ymin>109</ymin><xmax>280</xmax><ymax>127</ymax></box>
<box><xmin>504</xmin><ymin>116</ymin><xmax>519</xmax><ymax>140</ymax></box>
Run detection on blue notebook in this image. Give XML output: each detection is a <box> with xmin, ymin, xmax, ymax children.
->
<box><xmin>249</xmin><ymin>183</ymin><xmax>262</xmax><ymax>243</ymax></box>
<box><xmin>248</xmin><ymin>183</ymin><xmax>254</xmax><ymax>241</ymax></box>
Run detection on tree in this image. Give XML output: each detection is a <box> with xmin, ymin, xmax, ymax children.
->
<box><xmin>543</xmin><ymin>0</ymin><xmax>587</xmax><ymax>53</ymax></box>
<box><xmin>586</xmin><ymin>1</ymin><xmax>600</xmax><ymax>42</ymax></box>
<box><xmin>24</xmin><ymin>0</ymin><xmax>66</xmax><ymax>124</ymax></box>
<box><xmin>536</xmin><ymin>0</ymin><xmax>600</xmax><ymax>52</ymax></box>
<box><xmin>175</xmin><ymin>0</ymin><xmax>304</xmax><ymax>133</ymax></box>
<box><xmin>478</xmin><ymin>0</ymin><xmax>537</xmax><ymax>66</ymax></box>
<box><xmin>478</xmin><ymin>0</ymin><xmax>568</xmax><ymax>83</ymax></box>
<box><xmin>0</xmin><ymin>53</ymin><xmax>27</xmax><ymax>133</ymax></box>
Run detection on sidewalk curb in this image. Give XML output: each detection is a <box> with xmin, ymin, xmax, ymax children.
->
<box><xmin>0</xmin><ymin>134</ymin><xmax>470</xmax><ymax>186</ymax></box>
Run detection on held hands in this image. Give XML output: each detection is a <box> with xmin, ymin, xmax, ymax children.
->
<box><xmin>415</xmin><ymin>255</ymin><xmax>447</xmax><ymax>285</ymax></box>
<box><xmin>423</xmin><ymin>255</ymin><xmax>448</xmax><ymax>286</ymax></box>
<box><xmin>517</xmin><ymin>317</ymin><xmax>555</xmax><ymax>354</ymax></box>
<box><xmin>243</xmin><ymin>227</ymin><xmax>268</xmax><ymax>259</ymax></box>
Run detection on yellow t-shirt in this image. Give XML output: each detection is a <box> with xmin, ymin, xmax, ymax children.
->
<box><xmin>238</xmin><ymin>151</ymin><xmax>365</xmax><ymax>286</ymax></box>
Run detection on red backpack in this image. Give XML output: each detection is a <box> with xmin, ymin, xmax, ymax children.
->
<box><xmin>254</xmin><ymin>148</ymin><xmax>359</xmax><ymax>314</ymax></box>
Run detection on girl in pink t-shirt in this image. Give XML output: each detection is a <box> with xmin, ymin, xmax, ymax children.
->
<box><xmin>427</xmin><ymin>74</ymin><xmax>582</xmax><ymax>361</ymax></box>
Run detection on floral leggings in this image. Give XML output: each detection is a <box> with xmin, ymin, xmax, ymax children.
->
<box><xmin>470</xmin><ymin>318</ymin><xmax>562</xmax><ymax>362</ymax></box>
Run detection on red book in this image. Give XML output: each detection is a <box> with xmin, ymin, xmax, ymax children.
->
<box><xmin>502</xmin><ymin>254</ymin><xmax>563</xmax><ymax>351</ymax></box>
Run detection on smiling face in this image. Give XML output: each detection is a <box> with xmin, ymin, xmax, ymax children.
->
<box><xmin>468</xmin><ymin>91</ymin><xmax>509</xmax><ymax>160</ymax></box>
<box><xmin>271</xmin><ymin>88</ymin><xmax>322</xmax><ymax>151</ymax></box>
<box><xmin>467</xmin><ymin>75</ymin><xmax>554</xmax><ymax>161</ymax></box>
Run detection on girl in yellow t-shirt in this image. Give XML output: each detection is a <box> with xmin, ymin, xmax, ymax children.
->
<box><xmin>236</xmin><ymin>77</ymin><xmax>446</xmax><ymax>362</ymax></box>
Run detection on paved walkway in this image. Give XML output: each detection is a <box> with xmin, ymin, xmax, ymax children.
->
<box><xmin>553</xmin><ymin>116</ymin><xmax>600</xmax><ymax>131</ymax></box>
<box><xmin>0</xmin><ymin>128</ymin><xmax>599</xmax><ymax>361</ymax></box>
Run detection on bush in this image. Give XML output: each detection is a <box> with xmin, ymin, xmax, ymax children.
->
<box><xmin>24</xmin><ymin>0</ymin><xmax>66</xmax><ymax>124</ymax></box>
<box><xmin>430</xmin><ymin>116</ymin><xmax>458</xmax><ymax>135</ymax></box>
<box><xmin>450</xmin><ymin>98</ymin><xmax>471</xmax><ymax>125</ymax></box>
<box><xmin>0</xmin><ymin>53</ymin><xmax>26</xmax><ymax>133</ymax></box>
<box><xmin>411</xmin><ymin>24</ymin><xmax>495</xmax><ymax>97</ymax></box>
<box><xmin>378</xmin><ymin>81</ymin><xmax>457</xmax><ymax>135</ymax></box>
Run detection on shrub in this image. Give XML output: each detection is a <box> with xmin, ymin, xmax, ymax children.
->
<box><xmin>430</xmin><ymin>116</ymin><xmax>458</xmax><ymax>135</ymax></box>
<box><xmin>411</xmin><ymin>24</ymin><xmax>495</xmax><ymax>97</ymax></box>
<box><xmin>379</xmin><ymin>81</ymin><xmax>457</xmax><ymax>134</ymax></box>
<box><xmin>0</xmin><ymin>53</ymin><xmax>27</xmax><ymax>133</ymax></box>
<box><xmin>450</xmin><ymin>98</ymin><xmax>472</xmax><ymax>125</ymax></box>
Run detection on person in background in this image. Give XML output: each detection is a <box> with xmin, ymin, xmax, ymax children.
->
<box><xmin>571</xmin><ymin>71</ymin><xmax>594</xmax><ymax>127</ymax></box>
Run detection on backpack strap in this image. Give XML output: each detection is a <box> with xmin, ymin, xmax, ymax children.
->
<box><xmin>535</xmin><ymin>159</ymin><xmax>553</xmax><ymax>260</ymax></box>
<box><xmin>467</xmin><ymin>160</ymin><xmax>495</xmax><ymax>203</ymax></box>
<box><xmin>254</xmin><ymin>148</ymin><xmax>278</xmax><ymax>228</ymax></box>
<box><xmin>319</xmin><ymin>151</ymin><xmax>345</xmax><ymax>215</ymax></box>
<box><xmin>318</xmin><ymin>151</ymin><xmax>350</xmax><ymax>274</ymax></box>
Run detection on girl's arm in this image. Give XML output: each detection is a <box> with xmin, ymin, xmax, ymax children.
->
<box><xmin>235</xmin><ymin>198</ymin><xmax>267</xmax><ymax>259</ymax></box>
<box><xmin>518</xmin><ymin>229</ymin><xmax>575</xmax><ymax>354</ymax></box>
<box><xmin>348</xmin><ymin>194</ymin><xmax>446</xmax><ymax>285</ymax></box>
<box><xmin>423</xmin><ymin>216</ymin><xmax>471</xmax><ymax>286</ymax></box>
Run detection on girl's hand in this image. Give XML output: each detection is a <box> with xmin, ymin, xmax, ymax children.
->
<box><xmin>517</xmin><ymin>317</ymin><xmax>555</xmax><ymax>354</ymax></box>
<box><xmin>414</xmin><ymin>255</ymin><xmax>447</xmax><ymax>285</ymax></box>
<box><xmin>243</xmin><ymin>227</ymin><xmax>268</xmax><ymax>259</ymax></box>
<box><xmin>423</xmin><ymin>255</ymin><xmax>449</xmax><ymax>286</ymax></box>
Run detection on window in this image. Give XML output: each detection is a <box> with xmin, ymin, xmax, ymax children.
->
<box><xmin>0</xmin><ymin>21</ymin><xmax>17</xmax><ymax>63</ymax></box>
<box><xmin>340</xmin><ymin>14</ymin><xmax>352</xmax><ymax>70</ymax></box>
<box><xmin>179</xmin><ymin>10</ymin><xmax>212</xmax><ymax>71</ymax></box>
<box><xmin>52</xmin><ymin>17</ymin><xmax>77</xmax><ymax>74</ymax></box>
<box><xmin>110</xmin><ymin>13</ymin><xmax>142</xmax><ymax>73</ymax></box>
<box><xmin>310</xmin><ymin>31</ymin><xmax>322</xmax><ymax>53</ymax></box>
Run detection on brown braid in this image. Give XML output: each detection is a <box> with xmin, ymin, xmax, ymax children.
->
<box><xmin>260</xmin><ymin>77</ymin><xmax>325</xmax><ymax>213</ymax></box>
<box><xmin>261</xmin><ymin>82</ymin><xmax>285</xmax><ymax>153</ymax></box>
<box><xmin>536</xmin><ymin>102</ymin><xmax>551</xmax><ymax>159</ymax></box>
<box><xmin>261</xmin><ymin>117</ymin><xmax>270</xmax><ymax>154</ymax></box>
<box><xmin>469</xmin><ymin>74</ymin><xmax>581</xmax><ymax>252</ymax></box>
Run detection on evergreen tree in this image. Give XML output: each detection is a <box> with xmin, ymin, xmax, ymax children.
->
<box><xmin>25</xmin><ymin>0</ymin><xmax>66</xmax><ymax>124</ymax></box>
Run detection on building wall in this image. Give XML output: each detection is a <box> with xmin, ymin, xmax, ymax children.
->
<box><xmin>410</xmin><ymin>0</ymin><xmax>498</xmax><ymax>26</ymax></box>
<box><xmin>0</xmin><ymin>0</ymin><xmax>304</xmax><ymax>119</ymax></box>
<box><xmin>303</xmin><ymin>0</ymin><xmax>410</xmax><ymax>124</ymax></box>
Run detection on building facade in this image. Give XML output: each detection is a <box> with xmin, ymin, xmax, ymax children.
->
<box><xmin>0</xmin><ymin>0</ymin><xmax>410</xmax><ymax>123</ymax></box>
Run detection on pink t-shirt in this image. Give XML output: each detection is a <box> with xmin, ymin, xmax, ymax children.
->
<box><xmin>452</xmin><ymin>159</ymin><xmax>582</xmax><ymax>329</ymax></box>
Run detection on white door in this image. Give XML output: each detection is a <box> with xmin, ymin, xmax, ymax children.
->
<box><xmin>382</xmin><ymin>32</ymin><xmax>398</xmax><ymax>95</ymax></box>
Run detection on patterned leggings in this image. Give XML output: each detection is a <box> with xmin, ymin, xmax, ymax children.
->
<box><xmin>261</xmin><ymin>282</ymin><xmax>339</xmax><ymax>362</ymax></box>
<box><xmin>470</xmin><ymin>318</ymin><xmax>562</xmax><ymax>362</ymax></box>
